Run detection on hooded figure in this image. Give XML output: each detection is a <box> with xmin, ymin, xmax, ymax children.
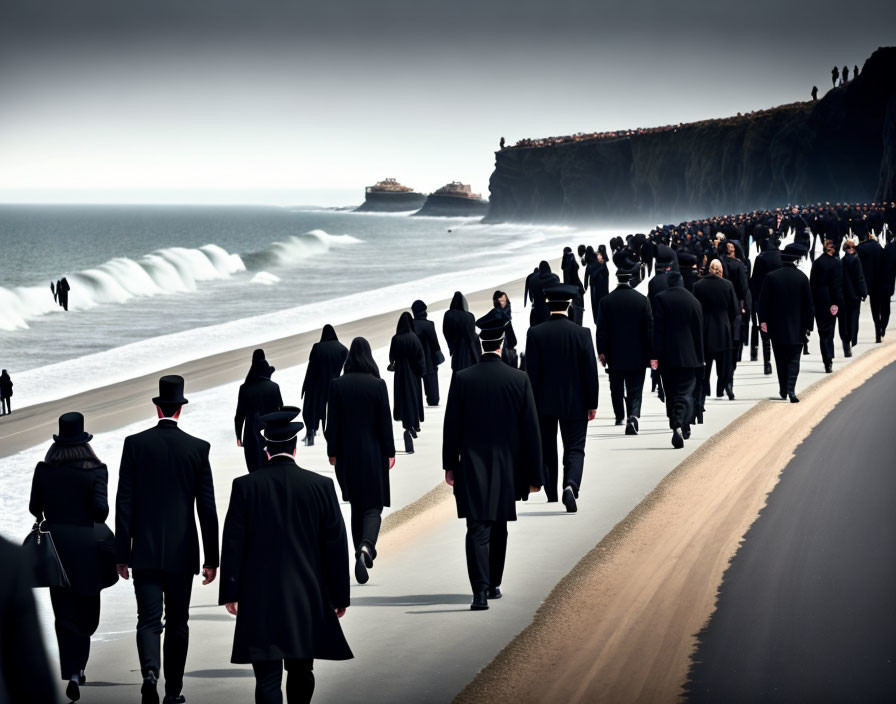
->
<box><xmin>389</xmin><ymin>312</ymin><xmax>427</xmax><ymax>453</ymax></box>
<box><xmin>442</xmin><ymin>292</ymin><xmax>481</xmax><ymax>374</ymax></box>
<box><xmin>235</xmin><ymin>349</ymin><xmax>283</xmax><ymax>471</ymax></box>
<box><xmin>561</xmin><ymin>247</ymin><xmax>586</xmax><ymax>325</ymax></box>
<box><xmin>0</xmin><ymin>369</ymin><xmax>12</xmax><ymax>415</ymax></box>
<box><xmin>326</xmin><ymin>337</ymin><xmax>395</xmax><ymax>584</ymax></box>
<box><xmin>57</xmin><ymin>277</ymin><xmax>71</xmax><ymax>311</ymax></box>
<box><xmin>301</xmin><ymin>325</ymin><xmax>348</xmax><ymax>446</ymax></box>
<box><xmin>523</xmin><ymin>267</ymin><xmax>539</xmax><ymax>308</ymax></box>
<box><xmin>411</xmin><ymin>299</ymin><xmax>444</xmax><ymax>406</ymax></box>
<box><xmin>528</xmin><ymin>262</ymin><xmax>560</xmax><ymax>327</ymax></box>
<box><xmin>492</xmin><ymin>290</ymin><xmax>519</xmax><ymax>367</ymax></box>
<box><xmin>584</xmin><ymin>249</ymin><xmax>610</xmax><ymax>325</ymax></box>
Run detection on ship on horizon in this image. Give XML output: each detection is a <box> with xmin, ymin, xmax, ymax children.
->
<box><xmin>355</xmin><ymin>178</ymin><xmax>426</xmax><ymax>212</ymax></box>
<box><xmin>413</xmin><ymin>181</ymin><xmax>489</xmax><ymax>217</ymax></box>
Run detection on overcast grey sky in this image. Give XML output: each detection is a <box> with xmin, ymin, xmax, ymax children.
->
<box><xmin>1</xmin><ymin>0</ymin><xmax>893</xmax><ymax>205</ymax></box>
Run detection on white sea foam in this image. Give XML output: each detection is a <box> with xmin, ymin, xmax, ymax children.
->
<box><xmin>251</xmin><ymin>271</ymin><xmax>281</xmax><ymax>285</ymax></box>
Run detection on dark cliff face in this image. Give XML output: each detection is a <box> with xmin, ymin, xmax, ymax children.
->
<box><xmin>486</xmin><ymin>47</ymin><xmax>896</xmax><ymax>224</ymax></box>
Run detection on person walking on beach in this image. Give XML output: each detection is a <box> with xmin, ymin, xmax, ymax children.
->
<box><xmin>652</xmin><ymin>271</ymin><xmax>704</xmax><ymax>448</ymax></box>
<box><xmin>389</xmin><ymin>312</ymin><xmax>426</xmax><ymax>454</ymax></box>
<box><xmin>220</xmin><ymin>407</ymin><xmax>353</xmax><ymax>703</ymax></box>
<box><xmin>492</xmin><ymin>290</ymin><xmax>519</xmax><ymax>368</ymax></box>
<box><xmin>443</xmin><ymin>311</ymin><xmax>542</xmax><ymax>611</ymax></box>
<box><xmin>301</xmin><ymin>325</ymin><xmax>348</xmax><ymax>447</ymax></box>
<box><xmin>856</xmin><ymin>233</ymin><xmax>886</xmax><ymax>343</ymax></box>
<box><xmin>759</xmin><ymin>244</ymin><xmax>815</xmax><ymax>403</ymax></box>
<box><xmin>411</xmin><ymin>300</ymin><xmax>445</xmax><ymax>406</ymax></box>
<box><xmin>750</xmin><ymin>238</ymin><xmax>783</xmax><ymax>373</ymax></box>
<box><xmin>527</xmin><ymin>262</ymin><xmax>560</xmax><ymax>327</ymax></box>
<box><xmin>693</xmin><ymin>260</ymin><xmax>738</xmax><ymax>402</ymax></box>
<box><xmin>839</xmin><ymin>238</ymin><xmax>867</xmax><ymax>356</ymax></box>
<box><xmin>596</xmin><ymin>271</ymin><xmax>654</xmax><ymax>435</ymax></box>
<box><xmin>29</xmin><ymin>412</ymin><xmax>117</xmax><ymax>703</ymax></box>
<box><xmin>0</xmin><ymin>369</ymin><xmax>12</xmax><ymax>415</ymax></box>
<box><xmin>235</xmin><ymin>349</ymin><xmax>282</xmax><ymax>471</ymax></box>
<box><xmin>326</xmin><ymin>338</ymin><xmax>395</xmax><ymax>585</ymax></box>
<box><xmin>442</xmin><ymin>291</ymin><xmax>480</xmax><ymax>377</ymax></box>
<box><xmin>810</xmin><ymin>238</ymin><xmax>844</xmax><ymax>373</ymax></box>
<box><xmin>525</xmin><ymin>284</ymin><xmax>598</xmax><ymax>512</ymax></box>
<box><xmin>115</xmin><ymin>375</ymin><xmax>219</xmax><ymax>704</ymax></box>
<box><xmin>584</xmin><ymin>248</ymin><xmax>610</xmax><ymax>326</ymax></box>
<box><xmin>561</xmin><ymin>247</ymin><xmax>586</xmax><ymax>325</ymax></box>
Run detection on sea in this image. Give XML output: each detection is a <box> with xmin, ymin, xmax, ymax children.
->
<box><xmin>0</xmin><ymin>204</ymin><xmax>617</xmax><ymax>407</ymax></box>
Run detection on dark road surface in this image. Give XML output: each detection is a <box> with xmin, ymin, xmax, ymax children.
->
<box><xmin>686</xmin><ymin>361</ymin><xmax>896</xmax><ymax>703</ymax></box>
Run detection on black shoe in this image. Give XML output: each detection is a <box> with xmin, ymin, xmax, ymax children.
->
<box><xmin>303</xmin><ymin>434</ymin><xmax>314</xmax><ymax>447</ymax></box>
<box><xmin>750</xmin><ymin>347</ymin><xmax>758</xmax><ymax>361</ymax></box>
<box><xmin>657</xmin><ymin>388</ymin><xmax>665</xmax><ymax>403</ymax></box>
<box><xmin>682</xmin><ymin>425</ymin><xmax>691</xmax><ymax>440</ymax></box>
<box><xmin>803</xmin><ymin>344</ymin><xmax>810</xmax><ymax>355</ymax></box>
<box><xmin>163</xmin><ymin>697</ymin><xmax>186</xmax><ymax>704</ymax></box>
<box><xmin>844</xmin><ymin>344</ymin><xmax>852</xmax><ymax>357</ymax></box>
<box><xmin>488</xmin><ymin>587</ymin><xmax>502</xmax><ymax>600</ymax></box>
<box><xmin>696</xmin><ymin>411</ymin><xmax>704</xmax><ymax>425</ymax></box>
<box><xmin>142</xmin><ymin>679</ymin><xmax>160</xmax><ymax>704</ymax></box>
<box><xmin>625</xmin><ymin>416</ymin><xmax>639</xmax><ymax>435</ymax></box>
<box><xmin>764</xmin><ymin>362</ymin><xmax>772</xmax><ymax>375</ymax></box>
<box><xmin>779</xmin><ymin>390</ymin><xmax>787</xmax><ymax>400</ymax></box>
<box><xmin>725</xmin><ymin>384</ymin><xmax>735</xmax><ymax>400</ymax></box>
<box><xmin>824</xmin><ymin>363</ymin><xmax>833</xmax><ymax>373</ymax></box>
<box><xmin>403</xmin><ymin>430</ymin><xmax>414</xmax><ymax>454</ymax></box>
<box><xmin>66</xmin><ymin>680</ymin><xmax>80</xmax><ymax>702</ymax></box>
<box><xmin>789</xmin><ymin>393</ymin><xmax>800</xmax><ymax>403</ymax></box>
<box><xmin>78</xmin><ymin>671</ymin><xmax>86</xmax><ymax>686</ymax></box>
<box><xmin>562</xmin><ymin>486</ymin><xmax>578</xmax><ymax>513</ymax></box>
<box><xmin>359</xmin><ymin>544</ymin><xmax>374</xmax><ymax>568</ymax></box>
<box><xmin>354</xmin><ymin>552</ymin><xmax>369</xmax><ymax>584</ymax></box>
<box><xmin>614</xmin><ymin>418</ymin><xmax>624</xmax><ymax>426</ymax></box>
<box><xmin>471</xmin><ymin>591</ymin><xmax>489</xmax><ymax>610</ymax></box>
<box><xmin>671</xmin><ymin>428</ymin><xmax>684</xmax><ymax>449</ymax></box>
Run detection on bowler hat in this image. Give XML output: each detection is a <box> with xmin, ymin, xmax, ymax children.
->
<box><xmin>152</xmin><ymin>375</ymin><xmax>189</xmax><ymax>405</ymax></box>
<box><xmin>475</xmin><ymin>309</ymin><xmax>509</xmax><ymax>341</ymax></box>
<box><xmin>260</xmin><ymin>405</ymin><xmax>304</xmax><ymax>442</ymax></box>
<box><xmin>53</xmin><ymin>412</ymin><xmax>93</xmax><ymax>445</ymax></box>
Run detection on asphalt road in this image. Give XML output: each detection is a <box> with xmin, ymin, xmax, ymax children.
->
<box><xmin>685</xmin><ymin>361</ymin><xmax>896</xmax><ymax>703</ymax></box>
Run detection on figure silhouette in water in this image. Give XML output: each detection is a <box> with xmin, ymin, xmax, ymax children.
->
<box><xmin>56</xmin><ymin>277</ymin><xmax>71</xmax><ymax>311</ymax></box>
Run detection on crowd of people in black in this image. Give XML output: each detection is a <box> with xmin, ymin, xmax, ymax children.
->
<box><xmin>3</xmin><ymin>200</ymin><xmax>895</xmax><ymax>704</ymax></box>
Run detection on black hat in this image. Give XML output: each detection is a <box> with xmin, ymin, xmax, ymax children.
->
<box><xmin>53</xmin><ymin>412</ymin><xmax>93</xmax><ymax>445</ymax></box>
<box><xmin>411</xmin><ymin>299</ymin><xmax>427</xmax><ymax>315</ymax></box>
<box><xmin>615</xmin><ymin>271</ymin><xmax>633</xmax><ymax>283</ymax></box>
<box><xmin>656</xmin><ymin>244</ymin><xmax>676</xmax><ymax>267</ymax></box>
<box><xmin>677</xmin><ymin>252</ymin><xmax>697</xmax><ymax>267</ymax></box>
<box><xmin>475</xmin><ymin>309</ymin><xmax>509</xmax><ymax>342</ymax></box>
<box><xmin>252</xmin><ymin>349</ymin><xmax>266</xmax><ymax>363</ymax></box>
<box><xmin>782</xmin><ymin>243</ymin><xmax>807</xmax><ymax>261</ymax></box>
<box><xmin>544</xmin><ymin>284</ymin><xmax>579</xmax><ymax>312</ymax></box>
<box><xmin>260</xmin><ymin>405</ymin><xmax>304</xmax><ymax>442</ymax></box>
<box><xmin>152</xmin><ymin>375</ymin><xmax>189</xmax><ymax>405</ymax></box>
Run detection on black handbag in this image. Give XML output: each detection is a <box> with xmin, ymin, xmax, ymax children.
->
<box><xmin>22</xmin><ymin>521</ymin><xmax>70</xmax><ymax>589</ymax></box>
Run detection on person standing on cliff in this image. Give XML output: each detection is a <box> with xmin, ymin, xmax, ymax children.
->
<box><xmin>811</xmin><ymin>85</ymin><xmax>818</xmax><ymax>101</ymax></box>
<box><xmin>831</xmin><ymin>66</ymin><xmax>839</xmax><ymax>87</ymax></box>
<box><xmin>853</xmin><ymin>64</ymin><xmax>859</xmax><ymax>80</ymax></box>
<box><xmin>841</xmin><ymin>65</ymin><xmax>849</xmax><ymax>85</ymax></box>
<box><xmin>499</xmin><ymin>137</ymin><xmax>505</xmax><ymax>150</ymax></box>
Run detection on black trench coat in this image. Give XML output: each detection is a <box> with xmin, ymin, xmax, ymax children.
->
<box><xmin>326</xmin><ymin>372</ymin><xmax>396</xmax><ymax>509</ymax></box>
<box><xmin>693</xmin><ymin>275</ymin><xmax>738</xmax><ymax>356</ymax></box>
<box><xmin>301</xmin><ymin>329</ymin><xmax>348</xmax><ymax>432</ymax></box>
<box><xmin>442</xmin><ymin>293</ymin><xmax>480</xmax><ymax>373</ymax></box>
<box><xmin>219</xmin><ymin>456</ymin><xmax>352</xmax><ymax>663</ymax></box>
<box><xmin>389</xmin><ymin>313</ymin><xmax>426</xmax><ymax>429</ymax></box>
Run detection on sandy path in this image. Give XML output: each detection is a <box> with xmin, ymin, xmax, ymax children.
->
<box><xmin>454</xmin><ymin>337</ymin><xmax>896</xmax><ymax>704</ymax></box>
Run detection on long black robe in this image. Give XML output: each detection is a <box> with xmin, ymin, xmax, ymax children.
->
<box><xmin>693</xmin><ymin>275</ymin><xmax>738</xmax><ymax>356</ymax></box>
<box><xmin>326</xmin><ymin>372</ymin><xmax>395</xmax><ymax>509</ymax></box>
<box><xmin>584</xmin><ymin>259</ymin><xmax>610</xmax><ymax>325</ymax></box>
<box><xmin>442</xmin><ymin>292</ymin><xmax>480</xmax><ymax>373</ymax></box>
<box><xmin>758</xmin><ymin>265</ymin><xmax>815</xmax><ymax>345</ymax></box>
<box><xmin>234</xmin><ymin>371</ymin><xmax>283</xmax><ymax>471</ymax></box>
<box><xmin>528</xmin><ymin>264</ymin><xmax>560</xmax><ymax>327</ymax></box>
<box><xmin>301</xmin><ymin>325</ymin><xmax>348</xmax><ymax>433</ymax></box>
<box><xmin>442</xmin><ymin>355</ymin><xmax>543</xmax><ymax>521</ymax></box>
<box><xmin>219</xmin><ymin>456</ymin><xmax>352</xmax><ymax>663</ymax></box>
<box><xmin>389</xmin><ymin>312</ymin><xmax>426</xmax><ymax>430</ymax></box>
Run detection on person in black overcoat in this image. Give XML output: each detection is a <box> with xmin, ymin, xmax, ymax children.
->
<box><xmin>443</xmin><ymin>312</ymin><xmax>542</xmax><ymax>610</ymax></box>
<box><xmin>115</xmin><ymin>376</ymin><xmax>219</xmax><ymax>704</ymax></box>
<box><xmin>57</xmin><ymin>277</ymin><xmax>70</xmax><ymax>311</ymax></box>
<box><xmin>583</xmin><ymin>249</ymin><xmax>610</xmax><ymax>326</ymax></box>
<box><xmin>389</xmin><ymin>312</ymin><xmax>426</xmax><ymax>453</ymax></box>
<box><xmin>693</xmin><ymin>260</ymin><xmax>738</xmax><ymax>402</ymax></box>
<box><xmin>595</xmin><ymin>271</ymin><xmax>653</xmax><ymax>435</ymax></box>
<box><xmin>561</xmin><ymin>247</ymin><xmax>586</xmax><ymax>325</ymax></box>
<box><xmin>29</xmin><ymin>412</ymin><xmax>116</xmax><ymax>703</ymax></box>
<box><xmin>411</xmin><ymin>300</ymin><xmax>444</xmax><ymax>406</ymax></box>
<box><xmin>749</xmin><ymin>239</ymin><xmax>783</xmax><ymax>373</ymax></box>
<box><xmin>759</xmin><ymin>245</ymin><xmax>815</xmax><ymax>403</ymax></box>
<box><xmin>678</xmin><ymin>251</ymin><xmax>700</xmax><ymax>292</ymax></box>
<box><xmin>301</xmin><ymin>325</ymin><xmax>348</xmax><ymax>446</ymax></box>
<box><xmin>523</xmin><ymin>266</ymin><xmax>539</xmax><ymax>311</ymax></box>
<box><xmin>839</xmin><ymin>239</ymin><xmax>867</xmax><ymax>355</ymax></box>
<box><xmin>220</xmin><ymin>408</ymin><xmax>352</xmax><ymax>703</ymax></box>
<box><xmin>235</xmin><ymin>349</ymin><xmax>283</xmax><ymax>470</ymax></box>
<box><xmin>525</xmin><ymin>284</ymin><xmax>598</xmax><ymax>512</ymax></box>
<box><xmin>442</xmin><ymin>291</ymin><xmax>481</xmax><ymax>375</ymax></box>
<box><xmin>721</xmin><ymin>241</ymin><xmax>749</xmax><ymax>368</ymax></box>
<box><xmin>652</xmin><ymin>272</ymin><xmax>704</xmax><ymax>448</ymax></box>
<box><xmin>810</xmin><ymin>239</ymin><xmax>844</xmax><ymax>372</ymax></box>
<box><xmin>0</xmin><ymin>369</ymin><xmax>11</xmax><ymax>415</ymax></box>
<box><xmin>856</xmin><ymin>235</ymin><xmax>885</xmax><ymax>342</ymax></box>
<box><xmin>647</xmin><ymin>251</ymin><xmax>675</xmax><ymax>401</ymax></box>
<box><xmin>326</xmin><ymin>338</ymin><xmax>396</xmax><ymax>585</ymax></box>
<box><xmin>0</xmin><ymin>536</ymin><xmax>58</xmax><ymax>704</ymax></box>
<box><xmin>527</xmin><ymin>262</ymin><xmax>560</xmax><ymax>327</ymax></box>
<box><xmin>492</xmin><ymin>291</ymin><xmax>519</xmax><ymax>368</ymax></box>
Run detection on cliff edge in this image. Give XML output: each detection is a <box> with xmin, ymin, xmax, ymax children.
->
<box><xmin>485</xmin><ymin>47</ymin><xmax>896</xmax><ymax>224</ymax></box>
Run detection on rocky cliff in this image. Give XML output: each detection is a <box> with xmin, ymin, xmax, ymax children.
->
<box><xmin>485</xmin><ymin>47</ymin><xmax>896</xmax><ymax>224</ymax></box>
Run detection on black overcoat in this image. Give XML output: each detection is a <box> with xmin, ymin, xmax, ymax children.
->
<box><xmin>30</xmin><ymin>458</ymin><xmax>111</xmax><ymax>595</ymax></box>
<box><xmin>389</xmin><ymin>315</ymin><xmax>426</xmax><ymax>429</ymax></box>
<box><xmin>302</xmin><ymin>336</ymin><xmax>348</xmax><ymax>432</ymax></box>
<box><xmin>528</xmin><ymin>270</ymin><xmax>560</xmax><ymax>326</ymax></box>
<box><xmin>585</xmin><ymin>260</ymin><xmax>610</xmax><ymax>315</ymax></box>
<box><xmin>693</xmin><ymin>275</ymin><xmax>738</xmax><ymax>356</ymax></box>
<box><xmin>0</xmin><ymin>372</ymin><xmax>11</xmax><ymax>398</ymax></box>
<box><xmin>856</xmin><ymin>239</ymin><xmax>884</xmax><ymax>295</ymax></box>
<box><xmin>749</xmin><ymin>249</ymin><xmax>783</xmax><ymax>301</ymax></box>
<box><xmin>810</xmin><ymin>253</ymin><xmax>844</xmax><ymax>323</ymax></box>
<box><xmin>442</xmin><ymin>296</ymin><xmax>480</xmax><ymax>372</ymax></box>
<box><xmin>652</xmin><ymin>284</ymin><xmax>705</xmax><ymax>370</ymax></box>
<box><xmin>412</xmin><ymin>313</ymin><xmax>443</xmax><ymax>374</ymax></box>
<box><xmin>841</xmin><ymin>251</ymin><xmax>867</xmax><ymax>302</ymax></box>
<box><xmin>595</xmin><ymin>285</ymin><xmax>653</xmax><ymax>370</ymax></box>
<box><xmin>115</xmin><ymin>420</ymin><xmax>219</xmax><ymax>572</ymax></box>
<box><xmin>525</xmin><ymin>315</ymin><xmax>599</xmax><ymax>418</ymax></box>
<box><xmin>219</xmin><ymin>457</ymin><xmax>352</xmax><ymax>663</ymax></box>
<box><xmin>326</xmin><ymin>372</ymin><xmax>395</xmax><ymax>509</ymax></box>
<box><xmin>758</xmin><ymin>265</ymin><xmax>815</xmax><ymax>345</ymax></box>
<box><xmin>442</xmin><ymin>355</ymin><xmax>543</xmax><ymax>521</ymax></box>
<box><xmin>234</xmin><ymin>376</ymin><xmax>283</xmax><ymax>469</ymax></box>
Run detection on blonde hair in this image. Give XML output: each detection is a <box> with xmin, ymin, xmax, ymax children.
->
<box><xmin>709</xmin><ymin>259</ymin><xmax>724</xmax><ymax>275</ymax></box>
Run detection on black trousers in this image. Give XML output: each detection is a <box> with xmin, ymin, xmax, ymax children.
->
<box><xmin>881</xmin><ymin>293</ymin><xmax>891</xmax><ymax>333</ymax></box>
<box><xmin>133</xmin><ymin>570</ymin><xmax>194</xmax><ymax>697</ymax></box>
<box><xmin>252</xmin><ymin>659</ymin><xmax>314</xmax><ymax>704</ymax></box>
<box><xmin>49</xmin><ymin>587</ymin><xmax>100</xmax><ymax>679</ymax></box>
<box><xmin>538</xmin><ymin>415</ymin><xmax>587</xmax><ymax>502</ymax></box>
<box><xmin>243</xmin><ymin>436</ymin><xmax>265</xmax><ymax>473</ymax></box>
<box><xmin>661</xmin><ymin>368</ymin><xmax>696</xmax><ymax>430</ymax></box>
<box><xmin>422</xmin><ymin>371</ymin><xmax>439</xmax><ymax>406</ymax></box>
<box><xmin>464</xmin><ymin>519</ymin><xmax>508</xmax><ymax>593</ymax></box>
<box><xmin>0</xmin><ymin>396</ymin><xmax>9</xmax><ymax>414</ymax></box>
<box><xmin>839</xmin><ymin>300</ymin><xmax>860</xmax><ymax>345</ymax></box>
<box><xmin>772</xmin><ymin>342</ymin><xmax>802</xmax><ymax>395</ymax></box>
<box><xmin>816</xmin><ymin>313</ymin><xmax>837</xmax><ymax>364</ymax></box>
<box><xmin>350</xmin><ymin>505</ymin><xmax>382</xmax><ymax>559</ymax></box>
<box><xmin>608</xmin><ymin>369</ymin><xmax>645</xmax><ymax>420</ymax></box>
<box><xmin>869</xmin><ymin>293</ymin><xmax>885</xmax><ymax>336</ymax></box>
<box><xmin>704</xmin><ymin>350</ymin><xmax>732</xmax><ymax>398</ymax></box>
